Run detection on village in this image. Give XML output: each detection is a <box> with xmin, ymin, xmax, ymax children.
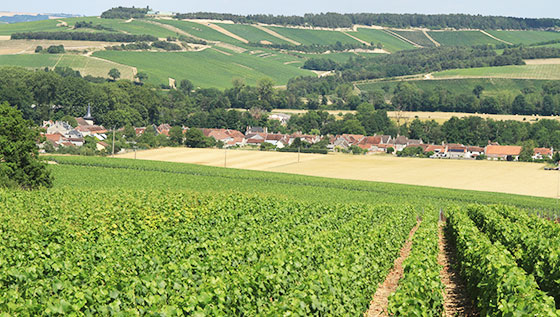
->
<box><xmin>40</xmin><ymin>110</ymin><xmax>554</xmax><ymax>162</ymax></box>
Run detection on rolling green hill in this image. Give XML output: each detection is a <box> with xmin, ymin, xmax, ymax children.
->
<box><xmin>2</xmin><ymin>16</ymin><xmax>560</xmax><ymax>91</ymax></box>
<box><xmin>93</xmin><ymin>49</ymin><xmax>312</xmax><ymax>88</ymax></box>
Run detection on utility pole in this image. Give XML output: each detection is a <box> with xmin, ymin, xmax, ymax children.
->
<box><xmin>224</xmin><ymin>148</ymin><xmax>227</xmax><ymax>168</ymax></box>
<box><xmin>112</xmin><ymin>126</ymin><xmax>115</xmax><ymax>158</ymax></box>
<box><xmin>298</xmin><ymin>146</ymin><xmax>300</xmax><ymax>163</ymax></box>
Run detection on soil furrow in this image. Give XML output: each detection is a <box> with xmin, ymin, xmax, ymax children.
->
<box><xmin>438</xmin><ymin>223</ymin><xmax>479</xmax><ymax>316</ymax></box>
<box><xmin>365</xmin><ymin>219</ymin><xmax>421</xmax><ymax>317</ymax></box>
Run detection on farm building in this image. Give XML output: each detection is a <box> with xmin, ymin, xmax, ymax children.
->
<box><xmin>485</xmin><ymin>145</ymin><xmax>522</xmax><ymax>161</ymax></box>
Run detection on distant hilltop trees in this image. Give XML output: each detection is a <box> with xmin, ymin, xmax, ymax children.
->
<box><xmin>174</xmin><ymin>12</ymin><xmax>560</xmax><ymax>30</ymax></box>
<box><xmin>101</xmin><ymin>6</ymin><xmax>149</xmax><ymax>19</ymax></box>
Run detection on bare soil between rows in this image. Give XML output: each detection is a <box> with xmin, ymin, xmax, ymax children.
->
<box><xmin>438</xmin><ymin>223</ymin><xmax>479</xmax><ymax>316</ymax></box>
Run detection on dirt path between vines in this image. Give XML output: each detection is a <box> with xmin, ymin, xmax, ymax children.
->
<box><xmin>438</xmin><ymin>223</ymin><xmax>479</xmax><ymax>316</ymax></box>
<box><xmin>365</xmin><ymin>220</ymin><xmax>421</xmax><ymax>316</ymax></box>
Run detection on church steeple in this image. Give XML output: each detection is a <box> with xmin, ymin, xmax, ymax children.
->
<box><xmin>84</xmin><ymin>104</ymin><xmax>94</xmax><ymax>121</ymax></box>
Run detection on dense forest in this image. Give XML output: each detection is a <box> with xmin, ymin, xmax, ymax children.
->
<box><xmin>11</xmin><ymin>32</ymin><xmax>157</xmax><ymax>43</ymax></box>
<box><xmin>100</xmin><ymin>6</ymin><xmax>149</xmax><ymax>19</ymax></box>
<box><xmin>174</xmin><ymin>12</ymin><xmax>560</xmax><ymax>30</ymax></box>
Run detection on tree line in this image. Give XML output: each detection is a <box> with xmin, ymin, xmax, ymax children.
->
<box><xmin>100</xmin><ymin>6</ymin><xmax>149</xmax><ymax>19</ymax></box>
<box><xmin>385</xmin><ymin>81</ymin><xmax>560</xmax><ymax>116</ymax></box>
<box><xmin>11</xmin><ymin>31</ymin><xmax>158</xmax><ymax>43</ymax></box>
<box><xmin>174</xmin><ymin>12</ymin><xmax>560</xmax><ymax>30</ymax></box>
<box><xmin>248</xmin><ymin>41</ymin><xmax>371</xmax><ymax>54</ymax></box>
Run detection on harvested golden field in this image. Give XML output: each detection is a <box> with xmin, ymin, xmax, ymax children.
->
<box><xmin>118</xmin><ymin>147</ymin><xmax>560</xmax><ymax>198</ymax></box>
<box><xmin>271</xmin><ymin>109</ymin><xmax>560</xmax><ymax>123</ymax></box>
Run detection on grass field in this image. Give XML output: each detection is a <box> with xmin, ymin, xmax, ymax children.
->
<box><xmin>390</xmin><ymin>30</ymin><xmax>436</xmax><ymax>47</ymax></box>
<box><xmin>93</xmin><ymin>49</ymin><xmax>312</xmax><ymax>88</ymax></box>
<box><xmin>267</xmin><ymin>27</ymin><xmax>362</xmax><ymax>45</ymax></box>
<box><xmin>117</xmin><ymin>147</ymin><xmax>560</xmax><ymax>199</ymax></box>
<box><xmin>433</xmin><ymin>64</ymin><xmax>560</xmax><ymax>80</ymax></box>
<box><xmin>487</xmin><ymin>30</ymin><xmax>560</xmax><ymax>45</ymax></box>
<box><xmin>0</xmin><ymin>53</ymin><xmax>135</xmax><ymax>79</ymax></box>
<box><xmin>216</xmin><ymin>23</ymin><xmax>290</xmax><ymax>44</ymax></box>
<box><xmin>349</xmin><ymin>28</ymin><xmax>414</xmax><ymax>52</ymax></box>
<box><xmin>428</xmin><ymin>30</ymin><xmax>501</xmax><ymax>46</ymax></box>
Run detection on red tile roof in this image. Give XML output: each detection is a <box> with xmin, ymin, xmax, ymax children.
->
<box><xmin>485</xmin><ymin>145</ymin><xmax>522</xmax><ymax>156</ymax></box>
<box><xmin>534</xmin><ymin>148</ymin><xmax>552</xmax><ymax>156</ymax></box>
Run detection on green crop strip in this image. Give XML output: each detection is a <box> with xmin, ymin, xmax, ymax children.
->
<box><xmin>466</xmin><ymin>204</ymin><xmax>560</xmax><ymax>306</ymax></box>
<box><xmin>446</xmin><ymin>207</ymin><xmax>558</xmax><ymax>315</ymax></box>
<box><xmin>387</xmin><ymin>211</ymin><xmax>444</xmax><ymax>315</ymax></box>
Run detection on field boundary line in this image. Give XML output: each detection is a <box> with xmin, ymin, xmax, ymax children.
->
<box><xmin>383</xmin><ymin>29</ymin><xmax>422</xmax><ymax>48</ymax></box>
<box><xmin>423</xmin><ymin>30</ymin><xmax>440</xmax><ymax>47</ymax></box>
<box><xmin>479</xmin><ymin>30</ymin><xmax>513</xmax><ymax>45</ymax></box>
<box><xmin>341</xmin><ymin>31</ymin><xmax>371</xmax><ymax>46</ymax></box>
<box><xmin>254</xmin><ymin>24</ymin><xmax>301</xmax><ymax>45</ymax></box>
<box><xmin>365</xmin><ymin>219</ymin><xmax>421</xmax><ymax>316</ymax></box>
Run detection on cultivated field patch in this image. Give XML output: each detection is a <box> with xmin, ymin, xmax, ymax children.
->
<box><xmin>118</xmin><ymin>147</ymin><xmax>560</xmax><ymax>198</ymax></box>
